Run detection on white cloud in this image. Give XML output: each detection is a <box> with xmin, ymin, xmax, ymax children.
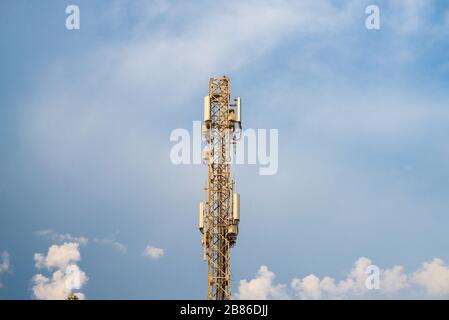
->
<box><xmin>237</xmin><ymin>257</ymin><xmax>449</xmax><ymax>300</ymax></box>
<box><xmin>34</xmin><ymin>242</ymin><xmax>81</xmax><ymax>270</ymax></box>
<box><xmin>36</xmin><ymin>229</ymin><xmax>88</xmax><ymax>246</ymax></box>
<box><xmin>32</xmin><ymin>243</ymin><xmax>88</xmax><ymax>300</ymax></box>
<box><xmin>236</xmin><ymin>265</ymin><xmax>289</xmax><ymax>300</ymax></box>
<box><xmin>142</xmin><ymin>246</ymin><xmax>164</xmax><ymax>260</ymax></box>
<box><xmin>32</xmin><ymin>265</ymin><xmax>87</xmax><ymax>300</ymax></box>
<box><xmin>106</xmin><ymin>1</ymin><xmax>351</xmax><ymax>94</ymax></box>
<box><xmin>291</xmin><ymin>257</ymin><xmax>377</xmax><ymax>299</ymax></box>
<box><xmin>291</xmin><ymin>275</ymin><xmax>321</xmax><ymax>300</ymax></box>
<box><xmin>381</xmin><ymin>265</ymin><xmax>409</xmax><ymax>293</ymax></box>
<box><xmin>412</xmin><ymin>258</ymin><xmax>449</xmax><ymax>295</ymax></box>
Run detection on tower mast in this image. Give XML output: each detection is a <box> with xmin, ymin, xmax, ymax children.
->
<box><xmin>199</xmin><ymin>76</ymin><xmax>242</xmax><ymax>300</ymax></box>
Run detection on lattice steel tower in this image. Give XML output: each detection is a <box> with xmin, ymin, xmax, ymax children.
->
<box><xmin>199</xmin><ymin>76</ymin><xmax>242</xmax><ymax>300</ymax></box>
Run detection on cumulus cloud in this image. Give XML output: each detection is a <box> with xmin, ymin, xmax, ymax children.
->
<box><xmin>236</xmin><ymin>265</ymin><xmax>289</xmax><ymax>300</ymax></box>
<box><xmin>142</xmin><ymin>246</ymin><xmax>164</xmax><ymax>260</ymax></box>
<box><xmin>292</xmin><ymin>274</ymin><xmax>323</xmax><ymax>300</ymax></box>
<box><xmin>236</xmin><ymin>257</ymin><xmax>449</xmax><ymax>300</ymax></box>
<box><xmin>32</xmin><ymin>266</ymin><xmax>87</xmax><ymax>300</ymax></box>
<box><xmin>32</xmin><ymin>243</ymin><xmax>87</xmax><ymax>300</ymax></box>
<box><xmin>0</xmin><ymin>251</ymin><xmax>11</xmax><ymax>287</ymax></box>
<box><xmin>34</xmin><ymin>243</ymin><xmax>81</xmax><ymax>270</ymax></box>
<box><xmin>381</xmin><ymin>265</ymin><xmax>409</xmax><ymax>293</ymax></box>
<box><xmin>412</xmin><ymin>258</ymin><xmax>449</xmax><ymax>295</ymax></box>
<box><xmin>291</xmin><ymin>257</ymin><xmax>383</xmax><ymax>299</ymax></box>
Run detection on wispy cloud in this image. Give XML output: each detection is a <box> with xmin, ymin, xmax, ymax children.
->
<box><xmin>36</xmin><ymin>229</ymin><xmax>88</xmax><ymax>246</ymax></box>
<box><xmin>36</xmin><ymin>229</ymin><xmax>127</xmax><ymax>254</ymax></box>
<box><xmin>93</xmin><ymin>238</ymin><xmax>127</xmax><ymax>254</ymax></box>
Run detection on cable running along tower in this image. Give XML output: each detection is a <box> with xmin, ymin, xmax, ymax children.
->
<box><xmin>199</xmin><ymin>76</ymin><xmax>242</xmax><ymax>300</ymax></box>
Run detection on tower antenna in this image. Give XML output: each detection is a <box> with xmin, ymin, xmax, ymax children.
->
<box><xmin>199</xmin><ymin>76</ymin><xmax>242</xmax><ymax>300</ymax></box>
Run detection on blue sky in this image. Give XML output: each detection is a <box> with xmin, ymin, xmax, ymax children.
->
<box><xmin>1</xmin><ymin>0</ymin><xmax>449</xmax><ymax>299</ymax></box>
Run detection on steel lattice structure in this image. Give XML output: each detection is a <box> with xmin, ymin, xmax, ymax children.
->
<box><xmin>199</xmin><ymin>76</ymin><xmax>241</xmax><ymax>300</ymax></box>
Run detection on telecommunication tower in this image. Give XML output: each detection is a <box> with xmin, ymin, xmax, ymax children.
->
<box><xmin>199</xmin><ymin>76</ymin><xmax>242</xmax><ymax>300</ymax></box>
